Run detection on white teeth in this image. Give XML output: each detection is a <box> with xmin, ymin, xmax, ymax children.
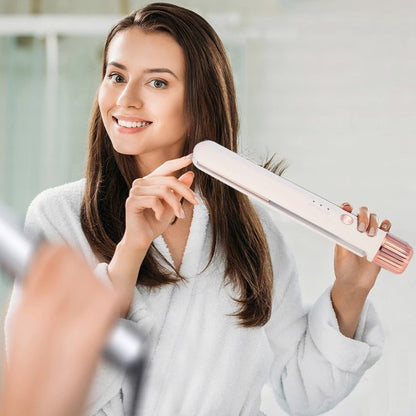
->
<box><xmin>117</xmin><ymin>119</ymin><xmax>150</xmax><ymax>128</ymax></box>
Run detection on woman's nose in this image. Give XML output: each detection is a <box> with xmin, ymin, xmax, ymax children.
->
<box><xmin>116</xmin><ymin>82</ymin><xmax>143</xmax><ymax>108</ymax></box>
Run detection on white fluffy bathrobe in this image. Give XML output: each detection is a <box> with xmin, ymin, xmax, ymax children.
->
<box><xmin>5</xmin><ymin>179</ymin><xmax>384</xmax><ymax>416</ymax></box>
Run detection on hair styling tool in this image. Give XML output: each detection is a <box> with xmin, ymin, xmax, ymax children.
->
<box><xmin>192</xmin><ymin>140</ymin><xmax>413</xmax><ymax>274</ymax></box>
<box><xmin>0</xmin><ymin>204</ymin><xmax>148</xmax><ymax>415</ymax></box>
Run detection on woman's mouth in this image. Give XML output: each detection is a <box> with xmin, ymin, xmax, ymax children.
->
<box><xmin>113</xmin><ymin>117</ymin><xmax>152</xmax><ymax>129</ymax></box>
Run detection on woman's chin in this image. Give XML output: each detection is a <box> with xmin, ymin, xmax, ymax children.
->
<box><xmin>110</xmin><ymin>141</ymin><xmax>141</xmax><ymax>156</ymax></box>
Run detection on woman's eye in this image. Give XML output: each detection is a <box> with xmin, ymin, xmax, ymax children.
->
<box><xmin>149</xmin><ymin>79</ymin><xmax>167</xmax><ymax>89</ymax></box>
<box><xmin>108</xmin><ymin>73</ymin><xmax>125</xmax><ymax>83</ymax></box>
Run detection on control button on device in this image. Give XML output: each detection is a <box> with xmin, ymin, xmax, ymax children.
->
<box><xmin>341</xmin><ymin>214</ymin><xmax>354</xmax><ymax>225</ymax></box>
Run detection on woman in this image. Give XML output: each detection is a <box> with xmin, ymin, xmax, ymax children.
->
<box><xmin>6</xmin><ymin>3</ymin><xmax>389</xmax><ymax>415</ymax></box>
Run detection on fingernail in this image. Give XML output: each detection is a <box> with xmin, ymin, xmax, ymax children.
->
<box><xmin>179</xmin><ymin>207</ymin><xmax>185</xmax><ymax>219</ymax></box>
<box><xmin>381</xmin><ymin>223</ymin><xmax>389</xmax><ymax>231</ymax></box>
<box><xmin>358</xmin><ymin>222</ymin><xmax>366</xmax><ymax>232</ymax></box>
<box><xmin>368</xmin><ymin>227</ymin><xmax>376</xmax><ymax>237</ymax></box>
<box><xmin>184</xmin><ymin>153</ymin><xmax>193</xmax><ymax>159</ymax></box>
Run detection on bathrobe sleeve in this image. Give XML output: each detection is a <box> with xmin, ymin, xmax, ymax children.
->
<box><xmin>259</xmin><ymin>208</ymin><xmax>384</xmax><ymax>416</ymax></box>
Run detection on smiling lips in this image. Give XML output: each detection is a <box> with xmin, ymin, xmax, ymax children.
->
<box><xmin>113</xmin><ymin>116</ymin><xmax>152</xmax><ymax>129</ymax></box>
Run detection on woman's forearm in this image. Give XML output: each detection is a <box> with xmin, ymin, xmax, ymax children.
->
<box><xmin>108</xmin><ymin>238</ymin><xmax>148</xmax><ymax>317</ymax></box>
<box><xmin>330</xmin><ymin>281</ymin><xmax>370</xmax><ymax>339</ymax></box>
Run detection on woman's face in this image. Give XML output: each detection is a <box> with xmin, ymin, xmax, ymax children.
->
<box><xmin>98</xmin><ymin>27</ymin><xmax>188</xmax><ymax>173</ymax></box>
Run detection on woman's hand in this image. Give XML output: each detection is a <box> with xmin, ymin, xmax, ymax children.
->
<box><xmin>123</xmin><ymin>155</ymin><xmax>199</xmax><ymax>250</ymax></box>
<box><xmin>108</xmin><ymin>155</ymin><xmax>200</xmax><ymax>316</ymax></box>
<box><xmin>334</xmin><ymin>203</ymin><xmax>391</xmax><ymax>291</ymax></box>
<box><xmin>331</xmin><ymin>203</ymin><xmax>391</xmax><ymax>338</ymax></box>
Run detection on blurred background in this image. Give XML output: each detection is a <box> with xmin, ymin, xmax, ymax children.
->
<box><xmin>0</xmin><ymin>0</ymin><xmax>415</xmax><ymax>415</ymax></box>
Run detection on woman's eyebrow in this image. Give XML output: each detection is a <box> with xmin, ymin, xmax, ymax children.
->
<box><xmin>144</xmin><ymin>68</ymin><xmax>178</xmax><ymax>79</ymax></box>
<box><xmin>107</xmin><ymin>61</ymin><xmax>127</xmax><ymax>70</ymax></box>
<box><xmin>107</xmin><ymin>61</ymin><xmax>178</xmax><ymax>79</ymax></box>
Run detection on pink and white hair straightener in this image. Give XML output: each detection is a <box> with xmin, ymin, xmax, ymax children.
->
<box><xmin>192</xmin><ymin>140</ymin><xmax>413</xmax><ymax>274</ymax></box>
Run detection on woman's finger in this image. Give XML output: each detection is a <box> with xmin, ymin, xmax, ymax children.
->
<box><xmin>133</xmin><ymin>175</ymin><xmax>199</xmax><ymax>206</ymax></box>
<box><xmin>357</xmin><ymin>206</ymin><xmax>369</xmax><ymax>233</ymax></box>
<box><xmin>126</xmin><ymin>195</ymin><xmax>166</xmax><ymax>221</ymax></box>
<box><xmin>341</xmin><ymin>202</ymin><xmax>353</xmax><ymax>213</ymax></box>
<box><xmin>178</xmin><ymin>170</ymin><xmax>195</xmax><ymax>188</ymax></box>
<box><xmin>130</xmin><ymin>186</ymin><xmax>185</xmax><ymax>219</ymax></box>
<box><xmin>343</xmin><ymin>202</ymin><xmax>391</xmax><ymax>236</ymax></box>
<box><xmin>380</xmin><ymin>219</ymin><xmax>392</xmax><ymax>232</ymax></box>
<box><xmin>145</xmin><ymin>154</ymin><xmax>193</xmax><ymax>178</ymax></box>
<box><xmin>368</xmin><ymin>213</ymin><xmax>378</xmax><ymax>237</ymax></box>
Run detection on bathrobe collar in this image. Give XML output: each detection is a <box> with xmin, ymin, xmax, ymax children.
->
<box><xmin>153</xmin><ymin>197</ymin><xmax>209</xmax><ymax>278</ymax></box>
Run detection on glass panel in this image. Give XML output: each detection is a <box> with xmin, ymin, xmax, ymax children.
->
<box><xmin>0</xmin><ymin>34</ymin><xmax>104</xmax><ymax>212</ymax></box>
<box><xmin>0</xmin><ymin>35</ymin><xmax>45</xmax><ymax>215</ymax></box>
<box><xmin>0</xmin><ymin>33</ymin><xmax>105</xmax><ymax>313</ymax></box>
<box><xmin>0</xmin><ymin>35</ymin><xmax>46</xmax><ymax>307</ymax></box>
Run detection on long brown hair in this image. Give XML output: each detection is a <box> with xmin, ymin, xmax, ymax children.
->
<box><xmin>81</xmin><ymin>2</ymin><xmax>277</xmax><ymax>327</ymax></box>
